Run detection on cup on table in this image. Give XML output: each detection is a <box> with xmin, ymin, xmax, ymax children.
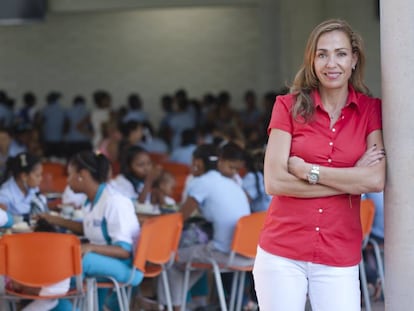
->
<box><xmin>60</xmin><ymin>204</ymin><xmax>75</xmax><ymax>218</ymax></box>
<box><xmin>72</xmin><ymin>209</ymin><xmax>84</xmax><ymax>220</ymax></box>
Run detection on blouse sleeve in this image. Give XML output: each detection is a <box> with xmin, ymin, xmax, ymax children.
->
<box><xmin>187</xmin><ymin>176</ymin><xmax>208</xmax><ymax>205</ymax></box>
<box><xmin>367</xmin><ymin>98</ymin><xmax>382</xmax><ymax>135</ymax></box>
<box><xmin>267</xmin><ymin>95</ymin><xmax>294</xmax><ymax>135</ymax></box>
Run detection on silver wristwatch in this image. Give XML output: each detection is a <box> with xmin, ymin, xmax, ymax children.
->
<box><xmin>307</xmin><ymin>164</ymin><xmax>320</xmax><ymax>184</ymax></box>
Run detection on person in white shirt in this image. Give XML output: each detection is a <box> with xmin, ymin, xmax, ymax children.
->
<box><xmin>40</xmin><ymin>151</ymin><xmax>143</xmax><ymax>311</ymax></box>
<box><xmin>110</xmin><ymin>145</ymin><xmax>162</xmax><ymax>203</ymax></box>
<box><xmin>0</xmin><ymin>152</ymin><xmax>47</xmax><ymax>222</ymax></box>
<box><xmin>157</xmin><ymin>144</ymin><xmax>251</xmax><ymax>310</ymax></box>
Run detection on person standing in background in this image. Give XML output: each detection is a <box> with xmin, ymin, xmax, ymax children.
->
<box><xmin>91</xmin><ymin>90</ymin><xmax>112</xmax><ymax>150</ymax></box>
<box><xmin>39</xmin><ymin>91</ymin><xmax>66</xmax><ymax>159</ymax></box>
<box><xmin>64</xmin><ymin>95</ymin><xmax>93</xmax><ymax>159</ymax></box>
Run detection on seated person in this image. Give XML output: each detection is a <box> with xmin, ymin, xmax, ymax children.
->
<box><xmin>40</xmin><ymin>151</ymin><xmax>143</xmax><ymax>311</ymax></box>
<box><xmin>150</xmin><ymin>170</ymin><xmax>177</xmax><ymax>212</ymax></box>
<box><xmin>110</xmin><ymin>145</ymin><xmax>162</xmax><ymax>203</ymax></box>
<box><xmin>242</xmin><ymin>148</ymin><xmax>271</xmax><ymax>212</ymax></box>
<box><xmin>0</xmin><ymin>152</ymin><xmax>47</xmax><ymax>223</ymax></box>
<box><xmin>157</xmin><ymin>144</ymin><xmax>251</xmax><ymax>310</ymax></box>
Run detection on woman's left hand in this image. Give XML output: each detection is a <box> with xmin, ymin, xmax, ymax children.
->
<box><xmin>288</xmin><ymin>156</ymin><xmax>308</xmax><ymax>180</ymax></box>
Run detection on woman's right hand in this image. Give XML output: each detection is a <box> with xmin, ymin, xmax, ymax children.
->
<box><xmin>355</xmin><ymin>145</ymin><xmax>386</xmax><ymax>167</ymax></box>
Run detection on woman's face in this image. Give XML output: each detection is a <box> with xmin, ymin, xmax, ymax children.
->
<box><xmin>67</xmin><ymin>164</ymin><xmax>81</xmax><ymax>192</ymax></box>
<box><xmin>218</xmin><ymin>159</ymin><xmax>243</xmax><ymax>179</ymax></box>
<box><xmin>25</xmin><ymin>163</ymin><xmax>43</xmax><ymax>188</ymax></box>
<box><xmin>191</xmin><ymin>158</ymin><xmax>205</xmax><ymax>177</ymax></box>
<box><xmin>313</xmin><ymin>30</ymin><xmax>357</xmax><ymax>91</ymax></box>
<box><xmin>130</xmin><ymin>152</ymin><xmax>152</xmax><ymax>179</ymax></box>
<box><xmin>128</xmin><ymin>127</ymin><xmax>144</xmax><ymax>144</ymax></box>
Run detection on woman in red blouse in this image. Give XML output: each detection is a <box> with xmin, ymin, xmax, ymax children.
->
<box><xmin>253</xmin><ymin>19</ymin><xmax>386</xmax><ymax>311</ymax></box>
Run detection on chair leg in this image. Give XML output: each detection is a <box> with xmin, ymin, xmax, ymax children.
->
<box><xmin>369</xmin><ymin>239</ymin><xmax>385</xmax><ymax>298</ymax></box>
<box><xmin>235</xmin><ymin>272</ymin><xmax>246</xmax><ymax>311</ymax></box>
<box><xmin>161</xmin><ymin>270</ymin><xmax>173</xmax><ymax>311</ymax></box>
<box><xmin>112</xmin><ymin>281</ymin><xmax>127</xmax><ymax>311</ymax></box>
<box><xmin>86</xmin><ymin>278</ymin><xmax>97</xmax><ymax>311</ymax></box>
<box><xmin>120</xmin><ymin>287</ymin><xmax>130</xmax><ymax>311</ymax></box>
<box><xmin>180</xmin><ymin>262</ymin><xmax>192</xmax><ymax>311</ymax></box>
<box><xmin>211</xmin><ymin>262</ymin><xmax>228</xmax><ymax>311</ymax></box>
<box><xmin>229</xmin><ymin>272</ymin><xmax>240</xmax><ymax>311</ymax></box>
<box><xmin>359</xmin><ymin>259</ymin><xmax>372</xmax><ymax>311</ymax></box>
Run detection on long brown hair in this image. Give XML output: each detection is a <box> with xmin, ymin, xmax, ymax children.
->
<box><xmin>290</xmin><ymin>19</ymin><xmax>371</xmax><ymax>122</ymax></box>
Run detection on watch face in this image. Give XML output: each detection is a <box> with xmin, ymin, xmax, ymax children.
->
<box><xmin>308</xmin><ymin>173</ymin><xmax>318</xmax><ymax>184</ymax></box>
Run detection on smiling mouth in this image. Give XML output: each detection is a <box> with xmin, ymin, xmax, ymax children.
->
<box><xmin>325</xmin><ymin>72</ymin><xmax>341</xmax><ymax>79</ymax></box>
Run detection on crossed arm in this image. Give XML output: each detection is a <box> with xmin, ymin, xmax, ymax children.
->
<box><xmin>264</xmin><ymin>129</ymin><xmax>386</xmax><ymax>198</ymax></box>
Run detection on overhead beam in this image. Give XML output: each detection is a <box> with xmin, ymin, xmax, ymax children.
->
<box><xmin>48</xmin><ymin>0</ymin><xmax>258</xmax><ymax>13</ymax></box>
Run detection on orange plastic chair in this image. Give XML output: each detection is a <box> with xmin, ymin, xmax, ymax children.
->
<box><xmin>181</xmin><ymin>211</ymin><xmax>267</xmax><ymax>311</ymax></box>
<box><xmin>148</xmin><ymin>152</ymin><xmax>169</xmax><ymax>165</ymax></box>
<box><xmin>89</xmin><ymin>213</ymin><xmax>183</xmax><ymax>311</ymax></box>
<box><xmin>227</xmin><ymin>211</ymin><xmax>267</xmax><ymax>311</ymax></box>
<box><xmin>86</xmin><ymin>229</ymin><xmax>147</xmax><ymax>311</ymax></box>
<box><xmin>40</xmin><ymin>174</ymin><xmax>68</xmax><ymax>193</ymax></box>
<box><xmin>42</xmin><ymin>161</ymin><xmax>67</xmax><ymax>178</ymax></box>
<box><xmin>162</xmin><ymin>162</ymin><xmax>191</xmax><ymax>176</ymax></box>
<box><xmin>0</xmin><ymin>232</ymin><xmax>84</xmax><ymax>311</ymax></box>
<box><xmin>359</xmin><ymin>198</ymin><xmax>376</xmax><ymax>311</ymax></box>
<box><xmin>133</xmin><ymin>212</ymin><xmax>183</xmax><ymax>311</ymax></box>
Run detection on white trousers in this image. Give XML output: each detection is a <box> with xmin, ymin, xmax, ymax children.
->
<box><xmin>253</xmin><ymin>247</ymin><xmax>360</xmax><ymax>311</ymax></box>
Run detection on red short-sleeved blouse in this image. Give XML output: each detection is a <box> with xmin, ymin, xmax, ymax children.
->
<box><xmin>259</xmin><ymin>85</ymin><xmax>382</xmax><ymax>267</ymax></box>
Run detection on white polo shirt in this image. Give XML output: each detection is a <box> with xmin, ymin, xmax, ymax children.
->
<box><xmin>82</xmin><ymin>184</ymin><xmax>140</xmax><ymax>252</ymax></box>
<box><xmin>109</xmin><ymin>174</ymin><xmax>142</xmax><ymax>200</ymax></box>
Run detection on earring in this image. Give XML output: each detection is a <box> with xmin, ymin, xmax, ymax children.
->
<box><xmin>352</xmin><ymin>64</ymin><xmax>356</xmax><ymax>70</ymax></box>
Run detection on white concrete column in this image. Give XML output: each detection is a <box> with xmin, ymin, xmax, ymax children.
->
<box><xmin>380</xmin><ymin>0</ymin><xmax>414</xmax><ymax>309</ymax></box>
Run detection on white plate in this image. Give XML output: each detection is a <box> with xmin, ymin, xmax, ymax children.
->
<box><xmin>11</xmin><ymin>227</ymin><xmax>32</xmax><ymax>233</ymax></box>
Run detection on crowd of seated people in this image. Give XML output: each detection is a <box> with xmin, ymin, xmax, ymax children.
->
<box><xmin>1</xmin><ymin>87</ymin><xmax>291</xmax><ymax>166</ymax></box>
<box><xmin>0</xmin><ymin>87</ymin><xmax>291</xmax><ymax>311</ymax></box>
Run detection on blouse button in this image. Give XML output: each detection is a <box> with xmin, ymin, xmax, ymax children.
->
<box><xmin>332</xmin><ymin>128</ymin><xmax>336</xmax><ymax>132</ymax></box>
<box><xmin>319</xmin><ymin>208</ymin><xmax>323</xmax><ymax>213</ymax></box>
<box><xmin>328</xmin><ymin>159</ymin><xmax>332</xmax><ymax>163</ymax></box>
<box><xmin>329</xmin><ymin>142</ymin><xmax>333</xmax><ymax>146</ymax></box>
<box><xmin>315</xmin><ymin>227</ymin><xmax>320</xmax><ymax>232</ymax></box>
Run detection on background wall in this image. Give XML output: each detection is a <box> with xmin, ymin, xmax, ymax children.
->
<box><xmin>0</xmin><ymin>0</ymin><xmax>380</xmax><ymax>126</ymax></box>
<box><xmin>0</xmin><ymin>5</ymin><xmax>259</xmax><ymax>125</ymax></box>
